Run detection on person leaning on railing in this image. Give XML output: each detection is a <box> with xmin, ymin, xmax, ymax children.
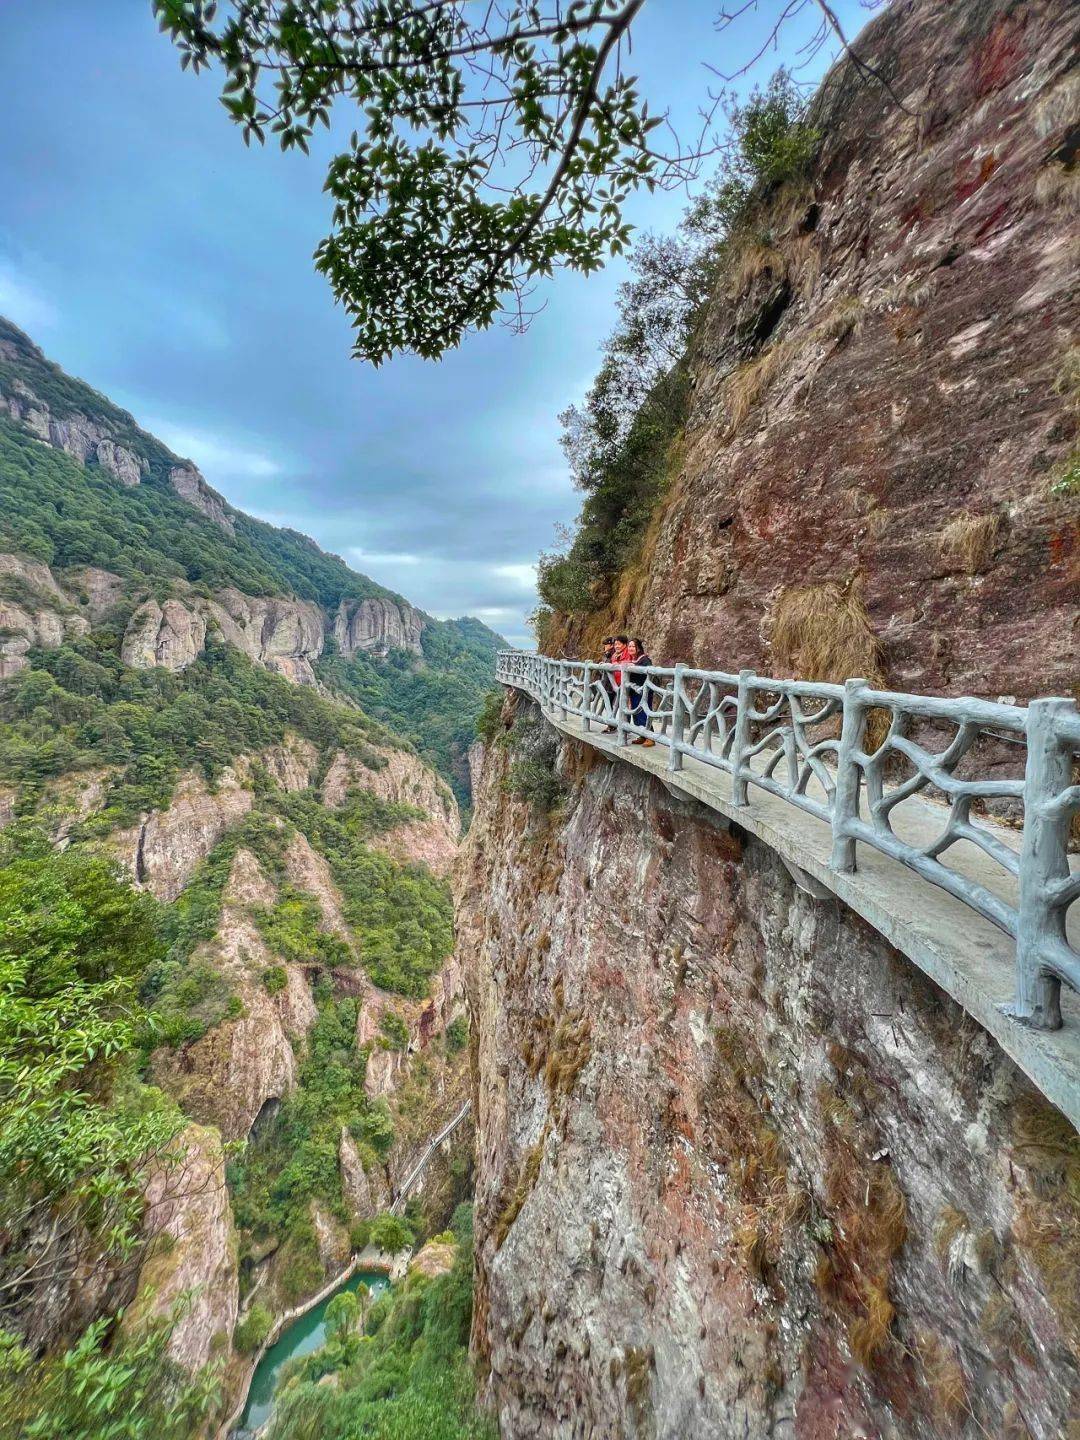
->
<box><xmin>624</xmin><ymin>638</ymin><xmax>656</xmax><ymax>746</ymax></box>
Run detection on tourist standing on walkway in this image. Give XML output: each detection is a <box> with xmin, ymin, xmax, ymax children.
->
<box><xmin>625</xmin><ymin>638</ymin><xmax>655</xmax><ymax>746</ymax></box>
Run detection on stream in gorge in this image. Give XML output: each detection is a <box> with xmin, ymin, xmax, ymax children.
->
<box><xmin>232</xmin><ymin>1269</ymin><xmax>391</xmax><ymax>1437</ymax></box>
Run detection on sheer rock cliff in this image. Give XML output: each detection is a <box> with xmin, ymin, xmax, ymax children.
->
<box><xmin>461</xmin><ymin>1</ymin><xmax>1080</xmax><ymax>1435</ymax></box>
<box><xmin>553</xmin><ymin>0</ymin><xmax>1078</xmax><ymax>705</ymax></box>
<box><xmin>459</xmin><ymin>701</ymin><xmax>1080</xmax><ymax>1438</ymax></box>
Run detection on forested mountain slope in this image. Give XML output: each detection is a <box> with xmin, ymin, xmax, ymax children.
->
<box><xmin>0</xmin><ymin>314</ymin><xmax>504</xmax><ymax>802</ymax></box>
<box><xmin>0</xmin><ymin>319</ymin><xmax>484</xmax><ymax>1435</ymax></box>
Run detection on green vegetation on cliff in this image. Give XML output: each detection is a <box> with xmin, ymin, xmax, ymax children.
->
<box><xmin>0</xmin><ymin>627</ymin><xmax>386</xmax><ymax>825</ymax></box>
<box><xmin>267</xmin><ymin>1206</ymin><xmax>495</xmax><ymax>1440</ymax></box>
<box><xmin>538</xmin><ymin>74</ymin><xmax>817</xmax><ymax>622</ymax></box>
<box><xmin>0</xmin><ymin>828</ymin><xmax>221</xmax><ymax>1439</ymax></box>
<box><xmin>1</xmin><ymin>317</ymin><xmax>503</xmax><ymax>801</ymax></box>
<box><xmin>319</xmin><ymin>614</ymin><xmax>506</xmax><ymax>810</ymax></box>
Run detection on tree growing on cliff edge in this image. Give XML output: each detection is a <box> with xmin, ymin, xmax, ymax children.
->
<box><xmin>153</xmin><ymin>0</ymin><xmax>879</xmax><ymax>364</ymax></box>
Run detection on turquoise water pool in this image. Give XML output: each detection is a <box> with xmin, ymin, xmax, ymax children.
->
<box><xmin>233</xmin><ymin>1269</ymin><xmax>390</xmax><ymax>1436</ymax></box>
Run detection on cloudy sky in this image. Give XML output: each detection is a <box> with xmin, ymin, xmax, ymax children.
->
<box><xmin>0</xmin><ymin>0</ymin><xmax>869</xmax><ymax>644</ymax></box>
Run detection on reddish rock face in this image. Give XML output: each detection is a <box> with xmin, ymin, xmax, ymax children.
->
<box><xmin>458</xmin><ymin>708</ymin><xmax>1080</xmax><ymax>1439</ymax></box>
<box><xmin>564</xmin><ymin>0</ymin><xmax>1078</xmax><ymax>704</ymax></box>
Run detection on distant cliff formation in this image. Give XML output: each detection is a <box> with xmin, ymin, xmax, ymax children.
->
<box><xmin>0</xmin><ymin>551</ymin><xmax>427</xmax><ymax>686</ymax></box>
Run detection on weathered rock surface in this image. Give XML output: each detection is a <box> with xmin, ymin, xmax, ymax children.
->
<box><xmin>168</xmin><ymin>464</ymin><xmax>235</xmax><ymax>534</ymax></box>
<box><xmin>334</xmin><ymin>596</ymin><xmax>424</xmax><ymax>657</ymax></box>
<box><xmin>151</xmin><ymin>849</ymin><xmax>317</xmax><ymax>1140</ymax></box>
<box><xmin>263</xmin><ymin>731</ymin><xmax>320</xmax><ymax>793</ymax></box>
<box><xmin>127</xmin><ymin>1124</ymin><xmax>239</xmax><ymax>1370</ymax></box>
<box><xmin>0</xmin><ymin>556</ymin><xmax>127</xmax><ymax>676</ymax></box>
<box><xmin>557</xmin><ymin>0</ymin><xmax>1079</xmax><ymax>707</ymax></box>
<box><xmin>311</xmin><ymin>1202</ymin><xmax>351</xmax><ymax>1273</ymax></box>
<box><xmin>459</xmin><ymin>708</ymin><xmax>1080</xmax><ymax>1439</ymax></box>
<box><xmin>121</xmin><ymin>597</ymin><xmax>208</xmax><ymax>671</ymax></box>
<box><xmin>409</xmin><ymin>1237</ymin><xmax>457</xmax><ymax>1281</ymax></box>
<box><xmin>0</xmin><ymin>376</ymin><xmax>145</xmax><ymax>486</ymax></box>
<box><xmin>61</xmin><ymin>565</ymin><xmax>126</xmax><ymax>619</ymax></box>
<box><xmin>206</xmin><ymin>587</ymin><xmax>325</xmax><ymax>684</ymax></box>
<box><xmin>284</xmin><ymin>829</ymin><xmax>353</xmax><ymax>940</ymax></box>
<box><xmin>0</xmin><ymin>552</ymin><xmax>66</xmax><ymax>601</ymax></box>
<box><xmin>340</xmin><ymin>1127</ymin><xmax>391</xmax><ymax>1220</ymax></box>
<box><xmin>111</xmin><ymin>766</ymin><xmax>253</xmax><ymax>902</ymax></box>
<box><xmin>323</xmin><ymin>744</ymin><xmax>460</xmax><ymax>875</ymax></box>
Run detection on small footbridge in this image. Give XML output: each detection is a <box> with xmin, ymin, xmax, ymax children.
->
<box><xmin>495</xmin><ymin>651</ymin><xmax>1080</xmax><ymax>1128</ymax></box>
<box><xmin>390</xmin><ymin>1099</ymin><xmax>473</xmax><ymax>1215</ymax></box>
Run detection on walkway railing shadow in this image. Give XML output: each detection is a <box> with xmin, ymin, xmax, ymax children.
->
<box><xmin>496</xmin><ymin>650</ymin><xmax>1080</xmax><ymax>1035</ymax></box>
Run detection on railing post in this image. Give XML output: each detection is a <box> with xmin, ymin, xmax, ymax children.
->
<box><xmin>830</xmin><ymin>677</ymin><xmax>868</xmax><ymax>874</ymax></box>
<box><xmin>582</xmin><ymin>663</ymin><xmax>593</xmax><ymax>733</ymax></box>
<box><xmin>617</xmin><ymin>666</ymin><xmax>629</xmax><ymax>747</ymax></box>
<box><xmin>1004</xmin><ymin>697</ymin><xmax>1076</xmax><ymax>1030</ymax></box>
<box><xmin>668</xmin><ymin>665</ymin><xmax>686</xmax><ymax>772</ymax></box>
<box><xmin>731</xmin><ymin>669</ymin><xmax>754</xmax><ymax>805</ymax></box>
<box><xmin>558</xmin><ymin>660</ymin><xmax>568</xmax><ymax>721</ymax></box>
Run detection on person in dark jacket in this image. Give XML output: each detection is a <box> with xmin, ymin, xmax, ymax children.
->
<box><xmin>624</xmin><ymin>637</ymin><xmax>655</xmax><ymax>746</ymax></box>
<box><xmin>597</xmin><ymin>635</ymin><xmax>618</xmax><ymax>728</ymax></box>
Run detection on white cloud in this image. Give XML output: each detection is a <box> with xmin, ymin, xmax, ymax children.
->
<box><xmin>349</xmin><ymin>548</ymin><xmax>422</xmax><ymax>567</ymax></box>
<box><xmin>140</xmin><ymin>416</ymin><xmax>282</xmax><ymax>480</ymax></box>
<box><xmin>0</xmin><ymin>262</ymin><xmax>58</xmax><ymax>333</ymax></box>
<box><xmin>493</xmin><ymin>562</ymin><xmax>538</xmax><ymax>590</ymax></box>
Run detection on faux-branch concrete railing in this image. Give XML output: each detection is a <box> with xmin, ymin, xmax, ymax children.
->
<box><xmin>495</xmin><ymin>650</ymin><xmax>1080</xmax><ymax>1034</ymax></box>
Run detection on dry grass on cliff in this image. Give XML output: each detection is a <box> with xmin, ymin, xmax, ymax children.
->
<box><xmin>817</xmin><ymin>295</ymin><xmax>866</xmax><ymax>345</ymax></box>
<box><xmin>726</xmin><ymin>338</ymin><xmax>797</xmax><ymax>433</ymax></box>
<box><xmin>769</xmin><ymin>582</ymin><xmax>884</xmax><ymax>690</ymax></box>
<box><xmin>1010</xmin><ymin>1089</ymin><xmax>1080</xmax><ymax>1361</ymax></box>
<box><xmin>492</xmin><ymin>1128</ymin><xmax>548</xmax><ymax>1251</ymax></box>
<box><xmin>708</xmin><ymin>1026</ymin><xmax>808</xmax><ymax>1284</ymax></box>
<box><xmin>913</xmin><ymin>1330</ymin><xmax>969</xmax><ymax>1430</ymax></box>
<box><xmin>814</xmin><ymin>1081</ymin><xmax>908</xmax><ymax>1371</ymax></box>
<box><xmin>937</xmin><ymin>511</ymin><xmax>1001</xmax><ymax>575</ymax></box>
<box><xmin>726</xmin><ymin>238</ymin><xmax>784</xmax><ymax>297</ymax></box>
<box><xmin>1034</xmin><ymin>164</ymin><xmax>1080</xmax><ymax>214</ymax></box>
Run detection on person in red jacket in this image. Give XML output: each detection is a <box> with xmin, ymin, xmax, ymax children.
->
<box><xmin>625</xmin><ymin>637</ymin><xmax>656</xmax><ymax>746</ymax></box>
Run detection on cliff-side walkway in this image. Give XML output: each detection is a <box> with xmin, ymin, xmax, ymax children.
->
<box><xmin>496</xmin><ymin>652</ymin><xmax>1080</xmax><ymax>1129</ymax></box>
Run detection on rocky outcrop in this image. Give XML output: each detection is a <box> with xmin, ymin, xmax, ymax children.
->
<box><xmin>150</xmin><ymin>849</ymin><xmax>317</xmax><ymax>1140</ymax></box>
<box><xmin>120</xmin><ymin>597</ymin><xmax>207</xmax><ymax>672</ymax></box>
<box><xmin>284</xmin><ymin>829</ymin><xmax>353</xmax><ymax>940</ymax></box>
<box><xmin>323</xmin><ymin>744</ymin><xmax>460</xmax><ymax>875</ymax></box>
<box><xmin>555</xmin><ymin>0</ymin><xmax>1079</xmax><ymax>708</ymax></box>
<box><xmin>0</xmin><ymin>556</ymin><xmax>124</xmax><ymax>676</ymax></box>
<box><xmin>0</xmin><ymin>553</ymin><xmax>88</xmax><ymax>677</ymax></box>
<box><xmin>127</xmin><ymin>1124</ymin><xmax>239</xmax><ymax>1370</ymax></box>
<box><xmin>460</xmin><ymin>705</ymin><xmax>1080</xmax><ymax>1439</ymax></box>
<box><xmin>0</xmin><ymin>377</ymin><xmax>145</xmax><ymax>486</ymax></box>
<box><xmin>111</xmin><ymin>767</ymin><xmax>253</xmax><ymax>901</ymax></box>
<box><xmin>61</xmin><ymin>566</ymin><xmax>125</xmax><ymax>620</ymax></box>
<box><xmin>263</xmin><ymin>731</ymin><xmax>320</xmax><ymax>792</ymax></box>
<box><xmin>117</xmin><ymin>588</ymin><xmax>327</xmax><ymax>682</ymax></box>
<box><xmin>333</xmin><ymin>596</ymin><xmax>424</xmax><ymax>657</ymax></box>
<box><xmin>409</xmin><ymin>1236</ymin><xmax>457</xmax><ymax>1281</ymax></box>
<box><xmin>340</xmin><ymin>1128</ymin><xmax>391</xmax><ymax>1220</ymax></box>
<box><xmin>0</xmin><ymin>552</ymin><xmax>66</xmax><ymax>602</ymax></box>
<box><xmin>0</xmin><ymin>601</ymin><xmax>80</xmax><ymax>679</ymax></box>
<box><xmin>205</xmin><ymin>588</ymin><xmax>325</xmax><ymax>683</ymax></box>
<box><xmin>168</xmin><ymin>464</ymin><xmax>234</xmax><ymax>534</ymax></box>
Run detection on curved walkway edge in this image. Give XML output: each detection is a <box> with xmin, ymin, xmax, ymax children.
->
<box><xmin>507</xmin><ymin>687</ymin><xmax>1080</xmax><ymax>1131</ymax></box>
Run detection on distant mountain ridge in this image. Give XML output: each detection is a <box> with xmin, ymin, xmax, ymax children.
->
<box><xmin>0</xmin><ymin>315</ymin><xmax>504</xmax><ymax>798</ymax></box>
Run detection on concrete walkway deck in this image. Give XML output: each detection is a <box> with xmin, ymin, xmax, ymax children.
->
<box><xmin>534</xmin><ymin>705</ymin><xmax>1080</xmax><ymax>1130</ymax></box>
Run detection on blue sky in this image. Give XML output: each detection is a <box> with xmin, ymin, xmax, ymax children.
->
<box><xmin>0</xmin><ymin>0</ymin><xmax>870</xmax><ymax>644</ymax></box>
